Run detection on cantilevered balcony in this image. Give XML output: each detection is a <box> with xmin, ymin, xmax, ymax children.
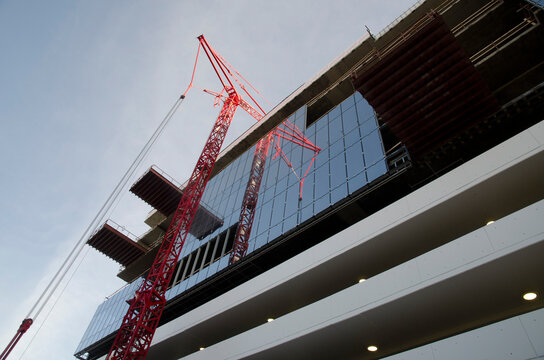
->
<box><xmin>87</xmin><ymin>220</ymin><xmax>148</xmax><ymax>267</ymax></box>
<box><xmin>130</xmin><ymin>166</ymin><xmax>223</xmax><ymax>240</ymax></box>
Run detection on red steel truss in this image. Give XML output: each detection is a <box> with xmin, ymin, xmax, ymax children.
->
<box><xmin>229</xmin><ymin>134</ymin><xmax>273</xmax><ymax>263</ymax></box>
<box><xmin>107</xmin><ymin>35</ymin><xmax>240</xmax><ymax>360</ymax></box>
<box><xmin>108</xmin><ymin>91</ymin><xmax>238</xmax><ymax>359</ymax></box>
<box><xmin>229</xmin><ymin>113</ymin><xmax>320</xmax><ymax>264</ymax></box>
<box><xmin>108</xmin><ymin>32</ymin><xmax>319</xmax><ymax>358</ymax></box>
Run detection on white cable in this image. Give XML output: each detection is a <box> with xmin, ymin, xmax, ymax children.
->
<box><xmin>26</xmin><ymin>96</ymin><xmax>184</xmax><ymax>321</ymax></box>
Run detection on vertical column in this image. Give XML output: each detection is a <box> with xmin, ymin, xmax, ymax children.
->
<box><xmin>199</xmin><ymin>241</ymin><xmax>211</xmax><ymax>271</ymax></box>
<box><xmin>172</xmin><ymin>258</ymin><xmax>185</xmax><ymax>286</ymax></box>
<box><xmin>180</xmin><ymin>253</ymin><xmax>193</xmax><ymax>283</ymax></box>
<box><xmin>220</xmin><ymin>227</ymin><xmax>231</xmax><ymax>257</ymax></box>
<box><xmin>189</xmin><ymin>247</ymin><xmax>202</xmax><ymax>276</ymax></box>
<box><xmin>210</xmin><ymin>235</ymin><xmax>220</xmax><ymax>262</ymax></box>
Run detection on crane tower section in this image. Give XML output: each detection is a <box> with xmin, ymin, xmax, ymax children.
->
<box><xmin>107</xmin><ymin>35</ymin><xmax>240</xmax><ymax>360</ymax></box>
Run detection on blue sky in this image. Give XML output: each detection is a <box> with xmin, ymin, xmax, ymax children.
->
<box><xmin>0</xmin><ymin>1</ymin><xmax>418</xmax><ymax>358</ymax></box>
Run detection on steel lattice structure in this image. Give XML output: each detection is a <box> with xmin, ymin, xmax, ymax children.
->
<box><xmin>107</xmin><ymin>35</ymin><xmax>240</xmax><ymax>359</ymax></box>
<box><xmin>107</xmin><ymin>33</ymin><xmax>319</xmax><ymax>359</ymax></box>
<box><xmin>229</xmin><ymin>134</ymin><xmax>273</xmax><ymax>263</ymax></box>
<box><xmin>108</xmin><ymin>90</ymin><xmax>238</xmax><ymax>360</ymax></box>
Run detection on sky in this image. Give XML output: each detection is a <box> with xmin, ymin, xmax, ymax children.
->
<box><xmin>0</xmin><ymin>1</ymin><xmax>418</xmax><ymax>359</ymax></box>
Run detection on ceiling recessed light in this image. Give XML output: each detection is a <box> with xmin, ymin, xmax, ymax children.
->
<box><xmin>359</xmin><ymin>278</ymin><xmax>366</xmax><ymax>283</ymax></box>
<box><xmin>267</xmin><ymin>318</ymin><xmax>274</xmax><ymax>322</ymax></box>
<box><xmin>199</xmin><ymin>347</ymin><xmax>205</xmax><ymax>351</ymax></box>
<box><xmin>486</xmin><ymin>220</ymin><xmax>495</xmax><ymax>226</ymax></box>
<box><xmin>367</xmin><ymin>345</ymin><xmax>378</xmax><ymax>352</ymax></box>
<box><xmin>523</xmin><ymin>292</ymin><xmax>537</xmax><ymax>301</ymax></box>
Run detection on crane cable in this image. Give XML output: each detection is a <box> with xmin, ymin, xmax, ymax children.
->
<box><xmin>2</xmin><ymin>95</ymin><xmax>185</xmax><ymax>360</ymax></box>
<box><xmin>29</xmin><ymin>95</ymin><xmax>184</xmax><ymax>320</ymax></box>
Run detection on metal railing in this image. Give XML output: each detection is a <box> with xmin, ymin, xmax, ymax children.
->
<box><xmin>470</xmin><ymin>7</ymin><xmax>539</xmax><ymax>64</ymax></box>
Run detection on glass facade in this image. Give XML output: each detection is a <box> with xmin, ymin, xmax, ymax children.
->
<box><xmin>76</xmin><ymin>91</ymin><xmax>388</xmax><ymax>354</ymax></box>
<box><xmin>75</xmin><ymin>280</ymin><xmax>141</xmax><ymax>352</ymax></box>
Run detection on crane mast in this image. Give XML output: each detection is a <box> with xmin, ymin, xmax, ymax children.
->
<box><xmin>229</xmin><ymin>116</ymin><xmax>320</xmax><ymax>264</ymax></box>
<box><xmin>108</xmin><ymin>33</ymin><xmax>318</xmax><ymax>359</ymax></box>
<box><xmin>229</xmin><ymin>134</ymin><xmax>272</xmax><ymax>263</ymax></box>
<box><xmin>107</xmin><ymin>35</ymin><xmax>240</xmax><ymax>360</ymax></box>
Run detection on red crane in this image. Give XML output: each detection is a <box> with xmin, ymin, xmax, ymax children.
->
<box><xmin>107</xmin><ymin>35</ymin><xmax>247</xmax><ymax>360</ymax></box>
<box><xmin>229</xmin><ymin>134</ymin><xmax>273</xmax><ymax>263</ymax></box>
<box><xmin>108</xmin><ymin>34</ymin><xmax>319</xmax><ymax>358</ymax></box>
<box><xmin>229</xmin><ymin>119</ymin><xmax>320</xmax><ymax>264</ymax></box>
<box><xmin>196</xmin><ymin>63</ymin><xmax>320</xmax><ymax>267</ymax></box>
<box><xmin>0</xmin><ymin>319</ymin><xmax>32</xmax><ymax>360</ymax></box>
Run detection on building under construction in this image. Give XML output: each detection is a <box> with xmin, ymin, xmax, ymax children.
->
<box><xmin>75</xmin><ymin>0</ymin><xmax>544</xmax><ymax>359</ymax></box>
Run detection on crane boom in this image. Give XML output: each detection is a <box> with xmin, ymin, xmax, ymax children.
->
<box><xmin>108</xmin><ymin>90</ymin><xmax>239</xmax><ymax>359</ymax></box>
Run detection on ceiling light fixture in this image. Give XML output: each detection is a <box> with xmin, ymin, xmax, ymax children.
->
<box><xmin>359</xmin><ymin>278</ymin><xmax>366</xmax><ymax>283</ymax></box>
<box><xmin>486</xmin><ymin>220</ymin><xmax>495</xmax><ymax>226</ymax></box>
<box><xmin>267</xmin><ymin>318</ymin><xmax>274</xmax><ymax>322</ymax></box>
<box><xmin>523</xmin><ymin>292</ymin><xmax>537</xmax><ymax>301</ymax></box>
<box><xmin>367</xmin><ymin>345</ymin><xmax>378</xmax><ymax>352</ymax></box>
<box><xmin>199</xmin><ymin>347</ymin><xmax>205</xmax><ymax>351</ymax></box>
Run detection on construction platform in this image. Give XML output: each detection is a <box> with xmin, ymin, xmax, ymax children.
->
<box><xmin>87</xmin><ymin>220</ymin><xmax>148</xmax><ymax>267</ymax></box>
<box><xmin>130</xmin><ymin>166</ymin><xmax>223</xmax><ymax>240</ymax></box>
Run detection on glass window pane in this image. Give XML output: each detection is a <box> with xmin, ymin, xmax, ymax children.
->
<box><xmin>302</xmin><ymin>144</ymin><xmax>316</xmax><ymax>163</ymax></box>
<box><xmin>265</xmin><ymin>160</ymin><xmax>279</xmax><ymax>188</ymax></box>
<box><xmin>348</xmin><ymin>171</ymin><xmax>367</xmax><ymax>194</ymax></box>
<box><xmin>271</xmin><ymin>191</ymin><xmax>286</xmax><ymax>226</ymax></box>
<box><xmin>360</xmin><ymin>117</ymin><xmax>376</xmax><ymax>137</ymax></box>
<box><xmin>258</xmin><ymin>200</ymin><xmax>273</xmax><ymax>232</ymax></box>
<box><xmin>299</xmin><ymin>172</ymin><xmax>314</xmax><ymax>208</ymax></box>
<box><xmin>356</xmin><ymin>99</ymin><xmax>374</xmax><ymax>125</ymax></box>
<box><xmin>314</xmin><ymin>147</ymin><xmax>329</xmax><ymax>168</ymax></box>
<box><xmin>262</xmin><ymin>186</ymin><xmax>275</xmax><ymax>203</ymax></box>
<box><xmin>301</xmin><ymin>204</ymin><xmax>313</xmax><ymax>222</ymax></box>
<box><xmin>329</xmin><ymin>105</ymin><xmax>341</xmax><ymax>120</ymax></box>
<box><xmin>329</xmin><ymin>139</ymin><xmax>344</xmax><ymax>158</ymax></box>
<box><xmin>285</xmin><ymin>184</ymin><xmax>300</xmax><ymax>217</ymax></box>
<box><xmin>269</xmin><ymin>223</ymin><xmax>282</xmax><ymax>241</ymax></box>
<box><xmin>346</xmin><ymin>143</ymin><xmax>365</xmax><ymax>178</ymax></box>
<box><xmin>314</xmin><ymin>194</ymin><xmax>330</xmax><ymax>214</ymax></box>
<box><xmin>354</xmin><ymin>91</ymin><xmax>364</xmax><ymax>103</ymax></box>
<box><xmin>362</xmin><ymin>129</ymin><xmax>385</xmax><ymax>166</ymax></box>
<box><xmin>315</xmin><ymin>164</ymin><xmax>330</xmax><ymax>198</ymax></box>
<box><xmin>316</xmin><ymin>112</ymin><xmax>328</xmax><ymax>130</ymax></box>
<box><xmin>341</xmin><ymin>94</ymin><xmax>355</xmax><ymax>111</ymax></box>
<box><xmin>316</xmin><ymin>125</ymin><xmax>329</xmax><ymax>148</ymax></box>
<box><xmin>330</xmin><ymin>154</ymin><xmax>346</xmax><ymax>189</ymax></box>
<box><xmin>342</xmin><ymin>105</ymin><xmax>358</xmax><ymax>133</ymax></box>
<box><xmin>367</xmin><ymin>160</ymin><xmax>388</xmax><ymax>183</ymax></box>
<box><xmin>344</xmin><ymin>128</ymin><xmax>360</xmax><ymax>147</ymax></box>
<box><xmin>290</xmin><ymin>145</ymin><xmax>303</xmax><ymax>170</ymax></box>
<box><xmin>329</xmin><ymin>116</ymin><xmax>343</xmax><ymax>143</ymax></box>
<box><xmin>331</xmin><ymin>184</ymin><xmax>348</xmax><ymax>203</ymax></box>
<box><xmin>283</xmin><ymin>213</ymin><xmax>297</xmax><ymax>232</ymax></box>
<box><xmin>275</xmin><ymin>176</ymin><xmax>288</xmax><ymax>194</ymax></box>
<box><xmin>255</xmin><ymin>231</ymin><xmax>268</xmax><ymax>248</ymax></box>
<box><xmin>277</xmin><ymin>159</ymin><xmax>290</xmax><ymax>179</ymax></box>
